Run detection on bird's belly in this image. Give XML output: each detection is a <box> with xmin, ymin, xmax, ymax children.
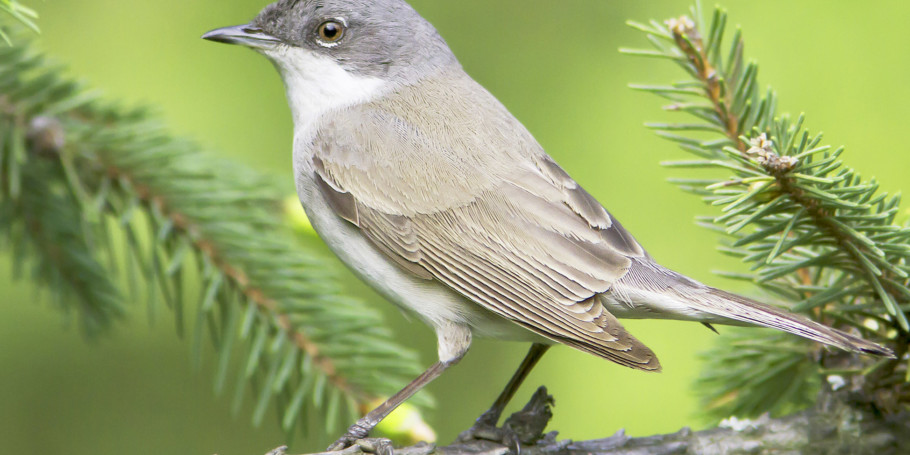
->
<box><xmin>292</xmin><ymin>163</ymin><xmax>539</xmax><ymax>343</ymax></box>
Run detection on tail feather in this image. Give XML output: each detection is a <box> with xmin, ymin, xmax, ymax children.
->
<box><xmin>614</xmin><ymin>259</ymin><xmax>894</xmax><ymax>358</ymax></box>
<box><xmin>703</xmin><ymin>288</ymin><xmax>894</xmax><ymax>358</ymax></box>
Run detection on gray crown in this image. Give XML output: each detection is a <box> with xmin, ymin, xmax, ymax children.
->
<box><xmin>253</xmin><ymin>0</ymin><xmax>459</xmax><ymax>80</ymax></box>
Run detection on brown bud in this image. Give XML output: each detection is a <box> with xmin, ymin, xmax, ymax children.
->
<box><xmin>26</xmin><ymin>116</ymin><xmax>66</xmax><ymax>157</ymax></box>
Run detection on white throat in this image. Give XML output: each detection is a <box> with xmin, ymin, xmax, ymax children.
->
<box><xmin>264</xmin><ymin>45</ymin><xmax>387</xmax><ymax>140</ymax></box>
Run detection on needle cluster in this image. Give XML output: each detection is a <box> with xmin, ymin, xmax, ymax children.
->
<box><xmin>0</xmin><ymin>32</ymin><xmax>426</xmax><ymax>443</ymax></box>
<box><xmin>0</xmin><ymin>0</ymin><xmax>36</xmax><ymax>44</ymax></box>
<box><xmin>623</xmin><ymin>4</ymin><xmax>910</xmax><ymax>419</ymax></box>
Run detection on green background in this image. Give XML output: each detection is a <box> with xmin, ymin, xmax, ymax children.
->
<box><xmin>2</xmin><ymin>0</ymin><xmax>909</xmax><ymax>454</ymax></box>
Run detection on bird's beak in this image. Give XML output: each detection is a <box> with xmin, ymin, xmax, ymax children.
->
<box><xmin>202</xmin><ymin>24</ymin><xmax>279</xmax><ymax>50</ymax></box>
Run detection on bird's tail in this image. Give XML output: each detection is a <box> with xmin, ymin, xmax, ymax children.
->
<box><xmin>613</xmin><ymin>260</ymin><xmax>894</xmax><ymax>358</ymax></box>
<box><xmin>702</xmin><ymin>287</ymin><xmax>894</xmax><ymax>357</ymax></box>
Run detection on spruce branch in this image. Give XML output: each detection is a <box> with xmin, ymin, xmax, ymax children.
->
<box><xmin>624</xmin><ymin>4</ymin><xmax>910</xmax><ymax>420</ymax></box>
<box><xmin>0</xmin><ymin>33</ymin><xmax>428</xmax><ymax>443</ymax></box>
<box><xmin>1</xmin><ymin>150</ymin><xmax>124</xmax><ymax>333</ymax></box>
<box><xmin>0</xmin><ymin>0</ymin><xmax>38</xmax><ymax>43</ymax></box>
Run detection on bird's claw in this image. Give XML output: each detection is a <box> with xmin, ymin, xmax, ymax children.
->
<box><xmin>354</xmin><ymin>438</ymin><xmax>395</xmax><ymax>455</ymax></box>
<box><xmin>457</xmin><ymin>386</ymin><xmax>554</xmax><ymax>448</ymax></box>
<box><xmin>456</xmin><ymin>408</ymin><xmax>503</xmax><ymax>442</ymax></box>
<box><xmin>456</xmin><ymin>422</ymin><xmax>523</xmax><ymax>450</ymax></box>
<box><xmin>327</xmin><ymin>420</ymin><xmax>373</xmax><ymax>451</ymax></box>
<box><xmin>326</xmin><ymin>437</ymin><xmax>395</xmax><ymax>455</ymax></box>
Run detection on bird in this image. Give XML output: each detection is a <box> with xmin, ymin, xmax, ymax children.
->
<box><xmin>202</xmin><ymin>0</ymin><xmax>893</xmax><ymax>449</ymax></box>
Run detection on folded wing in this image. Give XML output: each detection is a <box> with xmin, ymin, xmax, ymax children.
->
<box><xmin>309</xmin><ymin>88</ymin><xmax>660</xmax><ymax>370</ymax></box>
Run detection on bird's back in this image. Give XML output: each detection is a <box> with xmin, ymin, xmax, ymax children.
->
<box><xmin>307</xmin><ymin>66</ymin><xmax>892</xmax><ymax>367</ymax></box>
<box><xmin>312</xmin><ymin>69</ymin><xmax>547</xmax><ymax>212</ymax></box>
<box><xmin>309</xmin><ymin>68</ymin><xmax>666</xmax><ymax>370</ymax></box>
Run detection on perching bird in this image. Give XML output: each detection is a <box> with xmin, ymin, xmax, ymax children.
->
<box><xmin>202</xmin><ymin>0</ymin><xmax>893</xmax><ymax>448</ymax></box>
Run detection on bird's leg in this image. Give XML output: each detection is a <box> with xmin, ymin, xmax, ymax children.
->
<box><xmin>329</xmin><ymin>323</ymin><xmax>472</xmax><ymax>451</ymax></box>
<box><xmin>328</xmin><ymin>360</ymin><xmax>458</xmax><ymax>451</ymax></box>
<box><xmin>478</xmin><ymin>344</ymin><xmax>551</xmax><ymax>426</ymax></box>
<box><xmin>458</xmin><ymin>343</ymin><xmax>550</xmax><ymax>442</ymax></box>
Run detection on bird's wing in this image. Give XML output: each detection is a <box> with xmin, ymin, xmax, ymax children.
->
<box><xmin>308</xmin><ymin>83</ymin><xmax>660</xmax><ymax>371</ymax></box>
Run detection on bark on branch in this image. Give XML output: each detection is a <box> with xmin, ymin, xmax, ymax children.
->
<box><xmin>271</xmin><ymin>387</ymin><xmax>909</xmax><ymax>455</ymax></box>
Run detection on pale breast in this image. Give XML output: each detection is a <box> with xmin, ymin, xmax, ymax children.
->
<box><xmin>292</xmin><ymin>135</ymin><xmax>541</xmax><ymax>343</ymax></box>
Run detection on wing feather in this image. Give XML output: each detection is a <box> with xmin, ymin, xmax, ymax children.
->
<box><xmin>308</xmin><ymin>77</ymin><xmax>660</xmax><ymax>371</ymax></box>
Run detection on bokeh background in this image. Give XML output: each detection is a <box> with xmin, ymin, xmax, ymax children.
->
<box><xmin>2</xmin><ymin>1</ymin><xmax>909</xmax><ymax>454</ymax></box>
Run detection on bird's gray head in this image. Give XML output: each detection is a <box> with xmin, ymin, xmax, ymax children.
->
<box><xmin>203</xmin><ymin>0</ymin><xmax>458</xmax><ymax>85</ymax></box>
<box><xmin>204</xmin><ymin>0</ymin><xmax>460</xmax><ymax>128</ymax></box>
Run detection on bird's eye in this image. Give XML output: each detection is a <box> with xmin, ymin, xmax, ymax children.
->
<box><xmin>316</xmin><ymin>19</ymin><xmax>346</xmax><ymax>47</ymax></box>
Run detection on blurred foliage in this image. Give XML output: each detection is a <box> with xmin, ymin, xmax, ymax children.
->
<box><xmin>626</xmin><ymin>5</ymin><xmax>909</xmax><ymax>419</ymax></box>
<box><xmin>0</xmin><ymin>0</ymin><xmax>38</xmax><ymax>43</ymax></box>
<box><xmin>1</xmin><ymin>1</ymin><xmax>910</xmax><ymax>455</ymax></box>
<box><xmin>0</xmin><ymin>29</ymin><xmax>428</xmax><ymax>446</ymax></box>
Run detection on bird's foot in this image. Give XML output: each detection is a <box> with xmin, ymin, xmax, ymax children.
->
<box><xmin>353</xmin><ymin>438</ymin><xmax>395</xmax><ymax>455</ymax></box>
<box><xmin>456</xmin><ymin>386</ymin><xmax>555</xmax><ymax>447</ymax></box>
<box><xmin>325</xmin><ymin>437</ymin><xmax>395</xmax><ymax>455</ymax></box>
<box><xmin>501</xmin><ymin>387</ymin><xmax>554</xmax><ymax>445</ymax></box>
<box><xmin>327</xmin><ymin>421</ymin><xmax>376</xmax><ymax>451</ymax></box>
<box><xmin>456</xmin><ymin>408</ymin><xmax>503</xmax><ymax>442</ymax></box>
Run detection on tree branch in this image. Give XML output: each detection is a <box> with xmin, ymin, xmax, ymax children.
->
<box><xmin>101</xmin><ymin>162</ymin><xmax>362</xmax><ymax>400</ymax></box>
<box><xmin>274</xmin><ymin>387</ymin><xmax>908</xmax><ymax>455</ymax></box>
<box><xmin>0</xmin><ymin>32</ymin><xmax>430</xmax><ymax>440</ymax></box>
<box><xmin>624</xmin><ymin>5</ymin><xmax>910</xmax><ymax>420</ymax></box>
